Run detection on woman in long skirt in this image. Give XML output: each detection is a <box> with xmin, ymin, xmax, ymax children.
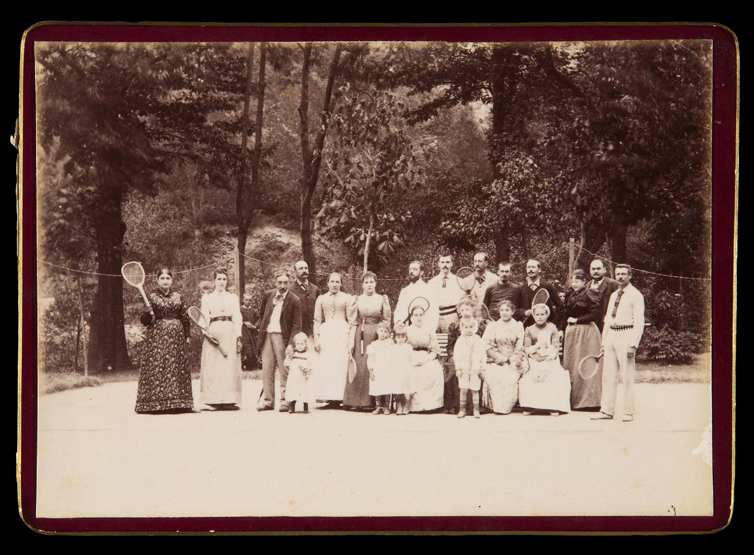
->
<box><xmin>344</xmin><ymin>271</ymin><xmax>391</xmax><ymax>410</ymax></box>
<box><xmin>135</xmin><ymin>268</ymin><xmax>195</xmax><ymax>414</ymax></box>
<box><xmin>313</xmin><ymin>273</ymin><xmax>356</xmax><ymax>408</ymax></box>
<box><xmin>404</xmin><ymin>304</ymin><xmax>445</xmax><ymax>413</ymax></box>
<box><xmin>481</xmin><ymin>300</ymin><xmax>526</xmax><ymax>414</ymax></box>
<box><xmin>561</xmin><ymin>269</ymin><xmax>603</xmax><ymax>409</ymax></box>
<box><xmin>519</xmin><ymin>304</ymin><xmax>571</xmax><ymax>416</ymax></box>
<box><xmin>199</xmin><ymin>268</ymin><xmax>243</xmax><ymax>410</ymax></box>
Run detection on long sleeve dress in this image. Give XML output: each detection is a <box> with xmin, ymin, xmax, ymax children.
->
<box><xmin>135</xmin><ymin>289</ymin><xmax>194</xmax><ymax>413</ymax></box>
<box><xmin>561</xmin><ymin>288</ymin><xmax>603</xmax><ymax>409</ymax></box>
<box><xmin>519</xmin><ymin>322</ymin><xmax>571</xmax><ymax>413</ymax></box>
<box><xmin>405</xmin><ymin>324</ymin><xmax>445</xmax><ymax>412</ymax></box>
<box><xmin>481</xmin><ymin>318</ymin><xmax>526</xmax><ymax>414</ymax></box>
<box><xmin>313</xmin><ymin>291</ymin><xmax>357</xmax><ymax>402</ymax></box>
<box><xmin>199</xmin><ymin>290</ymin><xmax>243</xmax><ymax>405</ymax></box>
<box><xmin>345</xmin><ymin>293</ymin><xmax>392</xmax><ymax>407</ymax></box>
<box><xmin>240</xmin><ymin>304</ymin><xmax>259</xmax><ymax>370</ymax></box>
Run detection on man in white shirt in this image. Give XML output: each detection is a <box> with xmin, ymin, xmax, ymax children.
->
<box><xmin>394</xmin><ymin>260</ymin><xmax>439</xmax><ymax>333</ymax></box>
<box><xmin>592</xmin><ymin>264</ymin><xmax>645</xmax><ymax>422</ymax></box>
<box><xmin>427</xmin><ymin>253</ymin><xmax>467</xmax><ymax>334</ymax></box>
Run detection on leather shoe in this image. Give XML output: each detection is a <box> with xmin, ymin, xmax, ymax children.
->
<box><xmin>279</xmin><ymin>403</ymin><xmax>291</xmax><ymax>413</ymax></box>
<box><xmin>622</xmin><ymin>415</ymin><xmax>634</xmax><ymax>422</ymax></box>
<box><xmin>256</xmin><ymin>405</ymin><xmax>274</xmax><ymax>412</ymax></box>
<box><xmin>591</xmin><ymin>413</ymin><xmax>613</xmax><ymax>420</ymax></box>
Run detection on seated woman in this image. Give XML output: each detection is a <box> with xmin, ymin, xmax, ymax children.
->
<box><xmin>403</xmin><ymin>302</ymin><xmax>445</xmax><ymax>413</ymax></box>
<box><xmin>519</xmin><ymin>303</ymin><xmax>571</xmax><ymax>416</ymax></box>
<box><xmin>561</xmin><ymin>269</ymin><xmax>603</xmax><ymax>410</ymax></box>
<box><xmin>481</xmin><ymin>300</ymin><xmax>526</xmax><ymax>414</ymax></box>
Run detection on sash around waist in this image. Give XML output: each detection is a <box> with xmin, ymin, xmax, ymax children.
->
<box><xmin>360</xmin><ymin>317</ymin><xmax>382</xmax><ymax>325</ymax></box>
<box><xmin>210</xmin><ymin>316</ymin><xmax>233</xmax><ymax>323</ymax></box>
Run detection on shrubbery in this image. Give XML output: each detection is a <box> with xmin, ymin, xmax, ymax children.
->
<box><xmin>638</xmin><ymin>325</ymin><xmax>707</xmax><ymax>364</ymax></box>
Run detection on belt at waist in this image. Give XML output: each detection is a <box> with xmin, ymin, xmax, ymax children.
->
<box><xmin>413</xmin><ymin>346</ymin><xmax>429</xmax><ymax>352</ymax></box>
<box><xmin>360</xmin><ymin>317</ymin><xmax>382</xmax><ymax>325</ymax></box>
<box><xmin>210</xmin><ymin>316</ymin><xmax>233</xmax><ymax>323</ymax></box>
<box><xmin>439</xmin><ymin>306</ymin><xmax>458</xmax><ymax>315</ymax></box>
<box><xmin>155</xmin><ymin>317</ymin><xmax>178</xmax><ymax>321</ymax></box>
<box><xmin>610</xmin><ymin>324</ymin><xmax>634</xmax><ymax>331</ymax></box>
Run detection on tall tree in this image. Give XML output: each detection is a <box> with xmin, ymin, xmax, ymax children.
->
<box><xmin>36</xmin><ymin>43</ymin><xmax>187</xmax><ymax>373</ymax></box>
<box><xmin>298</xmin><ymin>43</ymin><xmax>342</xmax><ymax>279</ymax></box>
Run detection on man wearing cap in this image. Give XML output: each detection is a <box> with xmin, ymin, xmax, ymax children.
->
<box><xmin>592</xmin><ymin>264</ymin><xmax>645</xmax><ymax>422</ymax></box>
<box><xmin>586</xmin><ymin>259</ymin><xmax>620</xmax><ymax>332</ymax></box>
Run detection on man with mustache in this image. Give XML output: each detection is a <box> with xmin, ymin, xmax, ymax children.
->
<box><xmin>288</xmin><ymin>260</ymin><xmax>319</xmax><ymax>338</ymax></box>
<box><xmin>514</xmin><ymin>259</ymin><xmax>560</xmax><ymax>328</ymax></box>
<box><xmin>586</xmin><ymin>258</ymin><xmax>620</xmax><ymax>332</ymax></box>
<box><xmin>394</xmin><ymin>260</ymin><xmax>439</xmax><ymax>333</ymax></box>
<box><xmin>592</xmin><ymin>264</ymin><xmax>645</xmax><ymax>422</ymax></box>
<box><xmin>469</xmin><ymin>252</ymin><xmax>499</xmax><ymax>310</ymax></box>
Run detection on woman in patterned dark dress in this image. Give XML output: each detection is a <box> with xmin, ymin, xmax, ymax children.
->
<box><xmin>135</xmin><ymin>268</ymin><xmax>196</xmax><ymax>414</ymax></box>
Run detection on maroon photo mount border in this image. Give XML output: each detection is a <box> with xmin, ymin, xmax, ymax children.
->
<box><xmin>19</xmin><ymin>23</ymin><xmax>737</xmax><ymax>534</ymax></box>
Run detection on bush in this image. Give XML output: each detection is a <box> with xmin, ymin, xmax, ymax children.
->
<box><xmin>638</xmin><ymin>325</ymin><xmax>707</xmax><ymax>364</ymax></box>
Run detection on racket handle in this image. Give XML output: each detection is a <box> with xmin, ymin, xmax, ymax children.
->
<box><xmin>138</xmin><ymin>286</ymin><xmax>152</xmax><ymax>311</ymax></box>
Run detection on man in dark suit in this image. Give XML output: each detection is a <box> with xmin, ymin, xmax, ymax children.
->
<box><xmin>287</xmin><ymin>260</ymin><xmax>319</xmax><ymax>338</ymax></box>
<box><xmin>514</xmin><ymin>259</ymin><xmax>560</xmax><ymax>328</ymax></box>
<box><xmin>586</xmin><ymin>258</ymin><xmax>620</xmax><ymax>332</ymax></box>
<box><xmin>256</xmin><ymin>270</ymin><xmax>302</xmax><ymax>412</ymax></box>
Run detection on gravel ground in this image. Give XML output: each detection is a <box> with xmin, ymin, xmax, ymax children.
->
<box><xmin>34</xmin><ymin>379</ymin><xmax>714</xmax><ymax>523</ymax></box>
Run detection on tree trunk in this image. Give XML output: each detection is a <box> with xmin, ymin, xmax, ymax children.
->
<box><xmin>363</xmin><ymin>211</ymin><xmax>375</xmax><ymax>273</ymax></box>
<box><xmin>299</xmin><ymin>44</ymin><xmax>343</xmax><ymax>280</ymax></box>
<box><xmin>611</xmin><ymin>214</ymin><xmax>628</xmax><ymax>264</ymax></box>
<box><xmin>235</xmin><ymin>43</ymin><xmax>257</xmax><ymax>296</ymax></box>
<box><xmin>493</xmin><ymin>232</ymin><xmax>510</xmax><ymax>265</ymax></box>
<box><xmin>575</xmin><ymin>220</ymin><xmax>607</xmax><ymax>270</ymax></box>
<box><xmin>87</xmin><ymin>193</ymin><xmax>131</xmax><ymax>374</ymax></box>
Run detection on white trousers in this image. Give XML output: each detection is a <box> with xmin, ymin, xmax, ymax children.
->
<box><xmin>600</xmin><ymin>329</ymin><xmax>636</xmax><ymax>416</ymax></box>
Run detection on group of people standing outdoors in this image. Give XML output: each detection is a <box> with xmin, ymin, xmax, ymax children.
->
<box><xmin>134</xmin><ymin>253</ymin><xmax>645</xmax><ymax>423</ymax></box>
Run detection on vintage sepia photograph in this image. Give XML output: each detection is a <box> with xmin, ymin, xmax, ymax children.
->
<box><xmin>18</xmin><ymin>23</ymin><xmax>737</xmax><ymax>534</ymax></box>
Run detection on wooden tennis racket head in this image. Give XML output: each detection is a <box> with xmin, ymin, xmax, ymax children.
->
<box><xmin>578</xmin><ymin>354</ymin><xmax>603</xmax><ymax>380</ymax></box>
<box><xmin>531</xmin><ymin>287</ymin><xmax>550</xmax><ymax>309</ymax></box>
<box><xmin>121</xmin><ymin>261</ymin><xmax>146</xmax><ymax>287</ymax></box>
<box><xmin>456</xmin><ymin>267</ymin><xmax>476</xmax><ymax>293</ymax></box>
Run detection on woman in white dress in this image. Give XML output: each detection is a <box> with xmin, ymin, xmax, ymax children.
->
<box><xmin>519</xmin><ymin>303</ymin><xmax>571</xmax><ymax>416</ymax></box>
<box><xmin>313</xmin><ymin>273</ymin><xmax>357</xmax><ymax>408</ymax></box>
<box><xmin>199</xmin><ymin>268</ymin><xmax>243</xmax><ymax>410</ymax></box>
<box><xmin>481</xmin><ymin>300</ymin><xmax>526</xmax><ymax>414</ymax></box>
<box><xmin>404</xmin><ymin>304</ymin><xmax>445</xmax><ymax>413</ymax></box>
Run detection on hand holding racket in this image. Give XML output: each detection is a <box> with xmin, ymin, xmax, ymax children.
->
<box><xmin>188</xmin><ymin>306</ymin><xmax>228</xmax><ymax>357</ymax></box>
<box><xmin>526</xmin><ymin>287</ymin><xmax>550</xmax><ymax>317</ymax></box>
<box><xmin>121</xmin><ymin>261</ymin><xmax>152</xmax><ymax>312</ymax></box>
<box><xmin>578</xmin><ymin>352</ymin><xmax>603</xmax><ymax>380</ymax></box>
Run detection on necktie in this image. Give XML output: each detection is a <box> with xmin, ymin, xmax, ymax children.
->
<box><xmin>274</xmin><ymin>294</ymin><xmax>283</xmax><ymax>304</ymax></box>
<box><xmin>530</xmin><ymin>283</ymin><xmax>538</xmax><ymax>291</ymax></box>
<box><xmin>611</xmin><ymin>289</ymin><xmax>624</xmax><ymax>318</ymax></box>
<box><xmin>301</xmin><ymin>282</ymin><xmax>308</xmax><ymax>292</ymax></box>
<box><xmin>476</xmin><ymin>275</ymin><xmax>485</xmax><ymax>286</ymax></box>
<box><xmin>442</xmin><ymin>277</ymin><xmax>447</xmax><ymax>288</ymax></box>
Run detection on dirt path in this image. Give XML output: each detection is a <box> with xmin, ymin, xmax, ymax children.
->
<box><xmin>35</xmin><ymin>380</ymin><xmax>713</xmax><ymax>521</ymax></box>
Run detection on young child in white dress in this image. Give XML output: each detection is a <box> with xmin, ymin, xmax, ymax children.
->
<box><xmin>453</xmin><ymin>316</ymin><xmax>487</xmax><ymax>418</ymax></box>
<box><xmin>284</xmin><ymin>332</ymin><xmax>314</xmax><ymax>414</ymax></box>
<box><xmin>391</xmin><ymin>324</ymin><xmax>415</xmax><ymax>416</ymax></box>
<box><xmin>367</xmin><ymin>322</ymin><xmax>395</xmax><ymax>414</ymax></box>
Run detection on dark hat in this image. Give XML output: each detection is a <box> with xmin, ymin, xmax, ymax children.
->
<box><xmin>572</xmin><ymin>269</ymin><xmax>588</xmax><ymax>281</ymax></box>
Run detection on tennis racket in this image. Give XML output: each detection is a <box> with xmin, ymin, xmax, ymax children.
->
<box><xmin>187</xmin><ymin>306</ymin><xmax>228</xmax><ymax>357</ymax></box>
<box><xmin>121</xmin><ymin>261</ymin><xmax>152</xmax><ymax>310</ymax></box>
<box><xmin>578</xmin><ymin>353</ymin><xmax>603</xmax><ymax>380</ymax></box>
<box><xmin>531</xmin><ymin>287</ymin><xmax>550</xmax><ymax>310</ymax></box>
<box><xmin>478</xmin><ymin>302</ymin><xmax>492</xmax><ymax>323</ymax></box>
<box><xmin>456</xmin><ymin>267</ymin><xmax>476</xmax><ymax>294</ymax></box>
<box><xmin>404</xmin><ymin>296</ymin><xmax>431</xmax><ymax>325</ymax></box>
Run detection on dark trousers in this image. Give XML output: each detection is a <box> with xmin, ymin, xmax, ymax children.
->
<box><xmin>260</xmin><ymin>332</ymin><xmax>287</xmax><ymax>407</ymax></box>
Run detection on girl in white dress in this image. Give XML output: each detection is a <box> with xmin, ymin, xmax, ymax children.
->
<box><xmin>453</xmin><ymin>316</ymin><xmax>487</xmax><ymax>419</ymax></box>
<box><xmin>390</xmin><ymin>325</ymin><xmax>415</xmax><ymax>415</ymax></box>
<box><xmin>366</xmin><ymin>322</ymin><xmax>394</xmax><ymax>414</ymax></box>
<box><xmin>285</xmin><ymin>332</ymin><xmax>314</xmax><ymax>413</ymax></box>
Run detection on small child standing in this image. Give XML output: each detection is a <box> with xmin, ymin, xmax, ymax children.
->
<box><xmin>284</xmin><ymin>332</ymin><xmax>314</xmax><ymax>414</ymax></box>
<box><xmin>391</xmin><ymin>324</ymin><xmax>415</xmax><ymax>415</ymax></box>
<box><xmin>367</xmin><ymin>322</ymin><xmax>395</xmax><ymax>414</ymax></box>
<box><xmin>453</xmin><ymin>316</ymin><xmax>487</xmax><ymax>418</ymax></box>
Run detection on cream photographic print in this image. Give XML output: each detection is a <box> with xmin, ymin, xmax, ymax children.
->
<box><xmin>20</xmin><ymin>23</ymin><xmax>736</xmax><ymax>534</ymax></box>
